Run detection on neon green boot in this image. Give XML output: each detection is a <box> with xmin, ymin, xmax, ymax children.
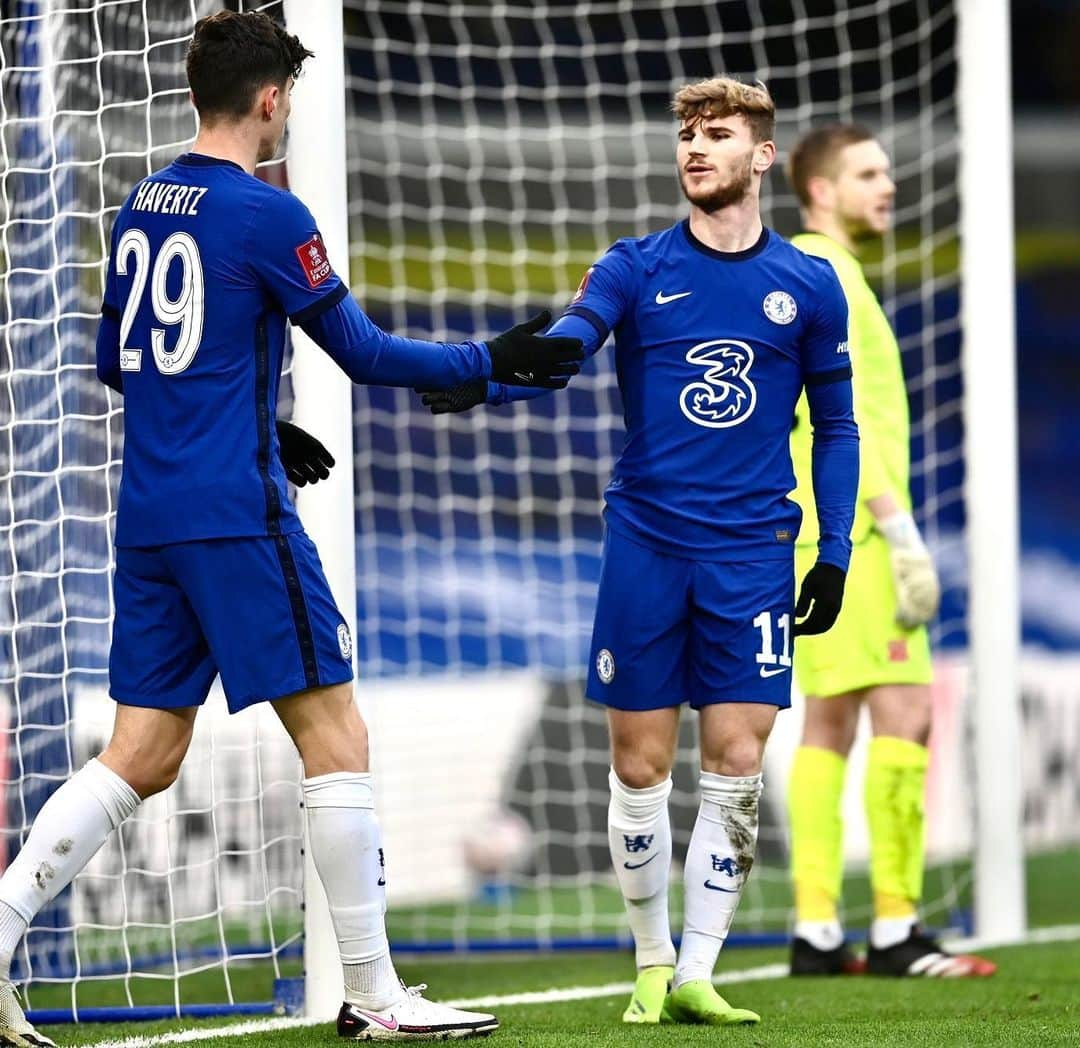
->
<box><xmin>622</xmin><ymin>965</ymin><xmax>674</xmax><ymax>1024</ymax></box>
<box><xmin>661</xmin><ymin>979</ymin><xmax>760</xmax><ymax>1025</ymax></box>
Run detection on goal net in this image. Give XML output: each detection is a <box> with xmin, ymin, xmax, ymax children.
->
<box><xmin>341</xmin><ymin>0</ymin><xmax>973</xmax><ymax>948</ymax></box>
<box><xmin>0</xmin><ymin>0</ymin><xmax>1005</xmax><ymax>1022</ymax></box>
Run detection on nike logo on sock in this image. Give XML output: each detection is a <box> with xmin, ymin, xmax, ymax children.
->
<box><xmin>623</xmin><ymin>854</ymin><xmax>659</xmax><ymax>870</ymax></box>
<box><xmin>703</xmin><ymin>879</ymin><xmax>740</xmax><ymax>893</ymax></box>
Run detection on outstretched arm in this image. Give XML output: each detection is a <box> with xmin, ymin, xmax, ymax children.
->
<box><xmin>416</xmin><ymin>241</ymin><xmax>634</xmax><ymax>415</ymax></box>
<box><xmin>252</xmin><ymin>192</ymin><xmax>581</xmax><ymax>392</ymax></box>
<box><xmin>419</xmin><ymin>311</ymin><xmax>606</xmax><ymax>413</ymax></box>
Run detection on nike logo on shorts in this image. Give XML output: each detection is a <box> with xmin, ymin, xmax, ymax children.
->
<box><xmin>623</xmin><ymin>854</ymin><xmax>659</xmax><ymax>871</ymax></box>
<box><xmin>759</xmin><ymin>666</ymin><xmax>788</xmax><ymax>678</ymax></box>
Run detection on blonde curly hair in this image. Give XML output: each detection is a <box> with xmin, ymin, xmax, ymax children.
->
<box><xmin>671</xmin><ymin>77</ymin><xmax>775</xmax><ymax>143</ymax></box>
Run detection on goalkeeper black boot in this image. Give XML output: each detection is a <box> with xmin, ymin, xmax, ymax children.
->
<box><xmin>866</xmin><ymin>926</ymin><xmax>997</xmax><ymax>977</ymax></box>
<box><xmin>789</xmin><ymin>936</ymin><xmax>865</xmax><ymax>976</ymax></box>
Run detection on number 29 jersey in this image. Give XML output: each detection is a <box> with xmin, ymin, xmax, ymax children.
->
<box><xmin>564</xmin><ymin>221</ymin><xmax>852</xmax><ymax>563</ymax></box>
<box><xmin>99</xmin><ymin>153</ymin><xmax>347</xmax><ymax>548</ymax></box>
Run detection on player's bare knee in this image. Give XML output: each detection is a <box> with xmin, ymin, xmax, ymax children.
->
<box><xmin>99</xmin><ymin>747</ymin><xmax>182</xmax><ymax>800</ymax></box>
<box><xmin>801</xmin><ymin>693</ymin><xmax>860</xmax><ymax>754</ymax></box>
<box><xmin>869</xmin><ymin>684</ymin><xmax>931</xmax><ymax>745</ymax></box>
<box><xmin>704</xmin><ymin>738</ymin><xmax>765</xmax><ymax>778</ymax></box>
<box><xmin>611</xmin><ymin>751</ymin><xmax>671</xmax><ymax>790</ymax></box>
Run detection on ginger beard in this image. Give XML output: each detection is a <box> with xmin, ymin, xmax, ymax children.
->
<box><xmin>678</xmin><ymin>146</ymin><xmax>754</xmax><ymax>213</ymax></box>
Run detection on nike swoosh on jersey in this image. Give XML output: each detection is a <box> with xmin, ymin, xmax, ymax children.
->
<box><xmin>703</xmin><ymin>879</ymin><xmax>740</xmax><ymax>893</ymax></box>
<box><xmin>759</xmin><ymin>666</ymin><xmax>789</xmax><ymax>678</ymax></box>
<box><xmin>655</xmin><ymin>290</ymin><xmax>693</xmax><ymax>304</ymax></box>
<box><xmin>623</xmin><ymin>853</ymin><xmax>659</xmax><ymax>871</ymax></box>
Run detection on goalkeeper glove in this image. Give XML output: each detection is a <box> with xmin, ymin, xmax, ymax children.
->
<box><xmin>877</xmin><ymin>511</ymin><xmax>941</xmax><ymax>628</ymax></box>
<box><xmin>276</xmin><ymin>420</ymin><xmax>335</xmax><ymax>487</ymax></box>
<box><xmin>486</xmin><ymin>310</ymin><xmax>583</xmax><ymax>388</ymax></box>
<box><xmin>793</xmin><ymin>561</ymin><xmax>847</xmax><ymax>636</ymax></box>
<box><xmin>417</xmin><ymin>378</ymin><xmax>488</xmax><ymax>415</ymax></box>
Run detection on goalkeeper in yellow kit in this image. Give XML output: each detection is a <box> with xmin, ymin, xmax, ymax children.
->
<box><xmin>785</xmin><ymin>125</ymin><xmax>995</xmax><ymax>978</ymax></box>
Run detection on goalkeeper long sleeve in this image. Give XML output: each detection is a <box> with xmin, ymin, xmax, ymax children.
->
<box><xmin>301</xmin><ymin>291</ymin><xmax>491</xmax><ymax>390</ymax></box>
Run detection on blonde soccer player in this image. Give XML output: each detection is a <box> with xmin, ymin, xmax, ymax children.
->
<box><xmin>785</xmin><ymin>124</ymin><xmax>995</xmax><ymax>978</ymax></box>
<box><xmin>422</xmin><ymin>79</ymin><xmax>861</xmax><ymax>1025</ymax></box>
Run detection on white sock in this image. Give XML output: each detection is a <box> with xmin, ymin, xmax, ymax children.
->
<box><xmin>871</xmin><ymin>915</ymin><xmax>916</xmax><ymax>950</ymax></box>
<box><xmin>675</xmin><ymin>771</ymin><xmax>762</xmax><ymax>988</ymax></box>
<box><xmin>0</xmin><ymin>904</ymin><xmax>26</xmax><ymax>982</ymax></box>
<box><xmin>0</xmin><ymin>758</ymin><xmax>139</xmax><ymax>979</ymax></box>
<box><xmin>303</xmin><ymin>772</ymin><xmax>401</xmax><ymax>1009</ymax></box>
<box><xmin>794</xmin><ymin>919</ymin><xmax>845</xmax><ymax>952</ymax></box>
<box><xmin>607</xmin><ymin>768</ymin><xmax>676</xmax><ymax>969</ymax></box>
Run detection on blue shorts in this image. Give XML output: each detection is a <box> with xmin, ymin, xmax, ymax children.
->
<box><xmin>110</xmin><ymin>532</ymin><xmax>354</xmax><ymax>714</ymax></box>
<box><xmin>586</xmin><ymin>525</ymin><xmax>794</xmax><ymax>711</ymax></box>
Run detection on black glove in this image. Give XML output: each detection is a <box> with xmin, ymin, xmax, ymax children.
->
<box><xmin>486</xmin><ymin>310</ymin><xmax>584</xmax><ymax>388</ymax></box>
<box><xmin>276</xmin><ymin>419</ymin><xmax>335</xmax><ymax>487</ymax></box>
<box><xmin>792</xmin><ymin>561</ymin><xmax>846</xmax><ymax>636</ymax></box>
<box><xmin>417</xmin><ymin>378</ymin><xmax>488</xmax><ymax>415</ymax></box>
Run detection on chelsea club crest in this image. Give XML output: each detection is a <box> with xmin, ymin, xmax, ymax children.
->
<box><xmin>763</xmin><ymin>290</ymin><xmax>797</xmax><ymax>325</ymax></box>
<box><xmin>596</xmin><ymin>648</ymin><xmax>615</xmax><ymax>684</ymax></box>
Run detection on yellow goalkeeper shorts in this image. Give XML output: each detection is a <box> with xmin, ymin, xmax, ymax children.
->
<box><xmin>793</xmin><ymin>532</ymin><xmax>933</xmax><ymax>698</ymax></box>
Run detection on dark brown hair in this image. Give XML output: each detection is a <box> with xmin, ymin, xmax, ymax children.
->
<box><xmin>186</xmin><ymin>11</ymin><xmax>313</xmax><ymax>121</ymax></box>
<box><xmin>786</xmin><ymin>123</ymin><xmax>876</xmax><ymax>207</ymax></box>
<box><xmin>671</xmin><ymin>77</ymin><xmax>775</xmax><ymax>143</ymax></box>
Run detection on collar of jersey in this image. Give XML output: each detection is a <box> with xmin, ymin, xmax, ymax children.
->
<box><xmin>681</xmin><ymin>219</ymin><xmax>770</xmax><ymax>262</ymax></box>
<box><xmin>176</xmin><ymin>152</ymin><xmax>246</xmax><ymax>172</ymax></box>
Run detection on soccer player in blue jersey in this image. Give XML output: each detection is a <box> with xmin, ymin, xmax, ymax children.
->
<box><xmin>421</xmin><ymin>77</ymin><xmax>859</xmax><ymax>1026</ymax></box>
<box><xmin>0</xmin><ymin>12</ymin><xmax>583</xmax><ymax>1045</ymax></box>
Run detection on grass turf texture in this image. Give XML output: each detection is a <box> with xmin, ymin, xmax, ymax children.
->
<box><xmin>24</xmin><ymin>846</ymin><xmax>1080</xmax><ymax>1046</ymax></box>
<box><xmin>34</xmin><ymin>939</ymin><xmax>1080</xmax><ymax>1047</ymax></box>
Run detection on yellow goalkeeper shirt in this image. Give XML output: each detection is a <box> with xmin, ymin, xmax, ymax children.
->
<box><xmin>790</xmin><ymin>233</ymin><xmax>911</xmax><ymax>547</ymax></box>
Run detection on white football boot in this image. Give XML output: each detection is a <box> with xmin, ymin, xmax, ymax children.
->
<box><xmin>0</xmin><ymin>982</ymin><xmax>56</xmax><ymax>1047</ymax></box>
<box><xmin>337</xmin><ymin>982</ymin><xmax>497</xmax><ymax>1040</ymax></box>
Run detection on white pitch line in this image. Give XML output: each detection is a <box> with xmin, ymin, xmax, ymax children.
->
<box><xmin>442</xmin><ymin>961</ymin><xmax>788</xmax><ymax>1009</ymax></box>
<box><xmin>85</xmin><ymin>924</ymin><xmax>1080</xmax><ymax>1048</ymax></box>
<box><xmin>89</xmin><ymin>1017</ymin><xmax>326</xmax><ymax>1048</ymax></box>
<box><xmin>946</xmin><ymin>922</ymin><xmax>1080</xmax><ymax>954</ymax></box>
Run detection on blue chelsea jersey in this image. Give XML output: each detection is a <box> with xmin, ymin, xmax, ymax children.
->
<box><xmin>100</xmin><ymin>154</ymin><xmax>348</xmax><ymax>547</ymax></box>
<box><xmin>566</xmin><ymin>221</ymin><xmax>851</xmax><ymax>562</ymax></box>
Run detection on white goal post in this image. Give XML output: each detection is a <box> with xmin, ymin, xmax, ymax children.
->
<box><xmin>282</xmin><ymin>0</ymin><xmax>354</xmax><ymax>1019</ymax></box>
<box><xmin>956</xmin><ymin>0</ymin><xmax>1024</xmax><ymax>943</ymax></box>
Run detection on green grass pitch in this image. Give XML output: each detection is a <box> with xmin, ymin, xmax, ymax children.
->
<box><xmin>34</xmin><ymin>938</ymin><xmax>1080</xmax><ymax>1047</ymax></box>
<box><xmin>27</xmin><ymin>846</ymin><xmax>1080</xmax><ymax>1047</ymax></box>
